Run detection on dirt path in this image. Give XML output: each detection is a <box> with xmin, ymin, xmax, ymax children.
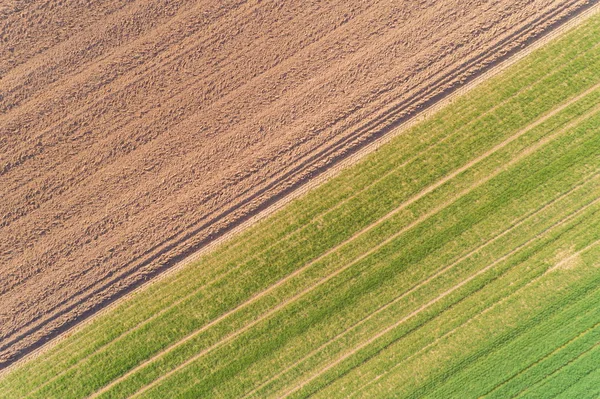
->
<box><xmin>0</xmin><ymin>0</ymin><xmax>596</xmax><ymax>368</ymax></box>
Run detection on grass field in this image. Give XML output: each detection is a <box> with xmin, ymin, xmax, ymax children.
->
<box><xmin>2</xmin><ymin>12</ymin><xmax>600</xmax><ymax>399</ymax></box>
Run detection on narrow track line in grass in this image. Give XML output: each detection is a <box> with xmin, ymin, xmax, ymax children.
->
<box><xmin>15</xmin><ymin>22</ymin><xmax>600</xmax><ymax>396</ymax></box>
<box><xmin>479</xmin><ymin>322</ymin><xmax>600</xmax><ymax>399</ymax></box>
<box><xmin>240</xmin><ymin>171</ymin><xmax>600</xmax><ymax>398</ymax></box>
<box><xmin>551</xmin><ymin>358</ymin><xmax>600</xmax><ymax>399</ymax></box>
<box><xmin>344</xmin><ymin>240</ymin><xmax>600</xmax><ymax>399</ymax></box>
<box><xmin>280</xmin><ymin>211</ymin><xmax>600</xmax><ymax>398</ymax></box>
<box><xmin>121</xmin><ymin>97</ymin><xmax>600</xmax><ymax>399</ymax></box>
<box><xmin>423</xmin><ymin>288</ymin><xmax>600</xmax><ymax>399</ymax></box>
<box><xmin>523</xmin><ymin>347</ymin><xmax>600</xmax><ymax>398</ymax></box>
<box><xmin>196</xmin><ymin>143</ymin><xmax>600</xmax><ymax>399</ymax></box>
<box><xmin>509</xmin><ymin>333</ymin><xmax>600</xmax><ymax>398</ymax></box>
<box><xmin>402</xmin><ymin>281</ymin><xmax>600</xmax><ymax>399</ymax></box>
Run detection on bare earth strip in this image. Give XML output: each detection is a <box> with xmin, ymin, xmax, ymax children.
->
<box><xmin>0</xmin><ymin>0</ymin><xmax>597</xmax><ymax>368</ymax></box>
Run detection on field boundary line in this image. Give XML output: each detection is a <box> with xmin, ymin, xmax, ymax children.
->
<box><xmin>1</xmin><ymin>0</ymin><xmax>515</xmax><ymax>362</ymax></box>
<box><xmin>121</xmin><ymin>90</ymin><xmax>600</xmax><ymax>399</ymax></box>
<box><xmin>3</xmin><ymin>1</ymin><xmax>599</xmax><ymax>380</ymax></box>
<box><xmin>240</xmin><ymin>171</ymin><xmax>600</xmax><ymax>398</ymax></box>
<box><xmin>284</xmin><ymin>215</ymin><xmax>600</xmax><ymax>398</ymax></box>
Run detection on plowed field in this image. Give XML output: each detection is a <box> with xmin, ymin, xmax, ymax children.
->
<box><xmin>0</xmin><ymin>0</ymin><xmax>594</xmax><ymax>367</ymax></box>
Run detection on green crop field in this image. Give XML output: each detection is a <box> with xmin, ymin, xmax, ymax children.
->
<box><xmin>3</xmin><ymin>13</ymin><xmax>600</xmax><ymax>399</ymax></box>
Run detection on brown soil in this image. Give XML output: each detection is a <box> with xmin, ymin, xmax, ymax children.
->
<box><xmin>0</xmin><ymin>0</ymin><xmax>594</xmax><ymax>368</ymax></box>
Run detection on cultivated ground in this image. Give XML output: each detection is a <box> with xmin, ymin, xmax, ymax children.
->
<box><xmin>1</xmin><ymin>0</ymin><xmax>594</xmax><ymax>367</ymax></box>
<box><xmin>2</xmin><ymin>9</ymin><xmax>600</xmax><ymax>398</ymax></box>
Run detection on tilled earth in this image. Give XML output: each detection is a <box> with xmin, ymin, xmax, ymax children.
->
<box><xmin>0</xmin><ymin>0</ymin><xmax>594</xmax><ymax>367</ymax></box>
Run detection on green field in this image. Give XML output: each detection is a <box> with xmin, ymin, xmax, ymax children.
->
<box><xmin>2</xmin><ymin>13</ymin><xmax>600</xmax><ymax>399</ymax></box>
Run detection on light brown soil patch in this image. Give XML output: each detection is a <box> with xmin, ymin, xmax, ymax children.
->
<box><xmin>549</xmin><ymin>246</ymin><xmax>583</xmax><ymax>272</ymax></box>
<box><xmin>0</xmin><ymin>0</ymin><xmax>595</xmax><ymax>367</ymax></box>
